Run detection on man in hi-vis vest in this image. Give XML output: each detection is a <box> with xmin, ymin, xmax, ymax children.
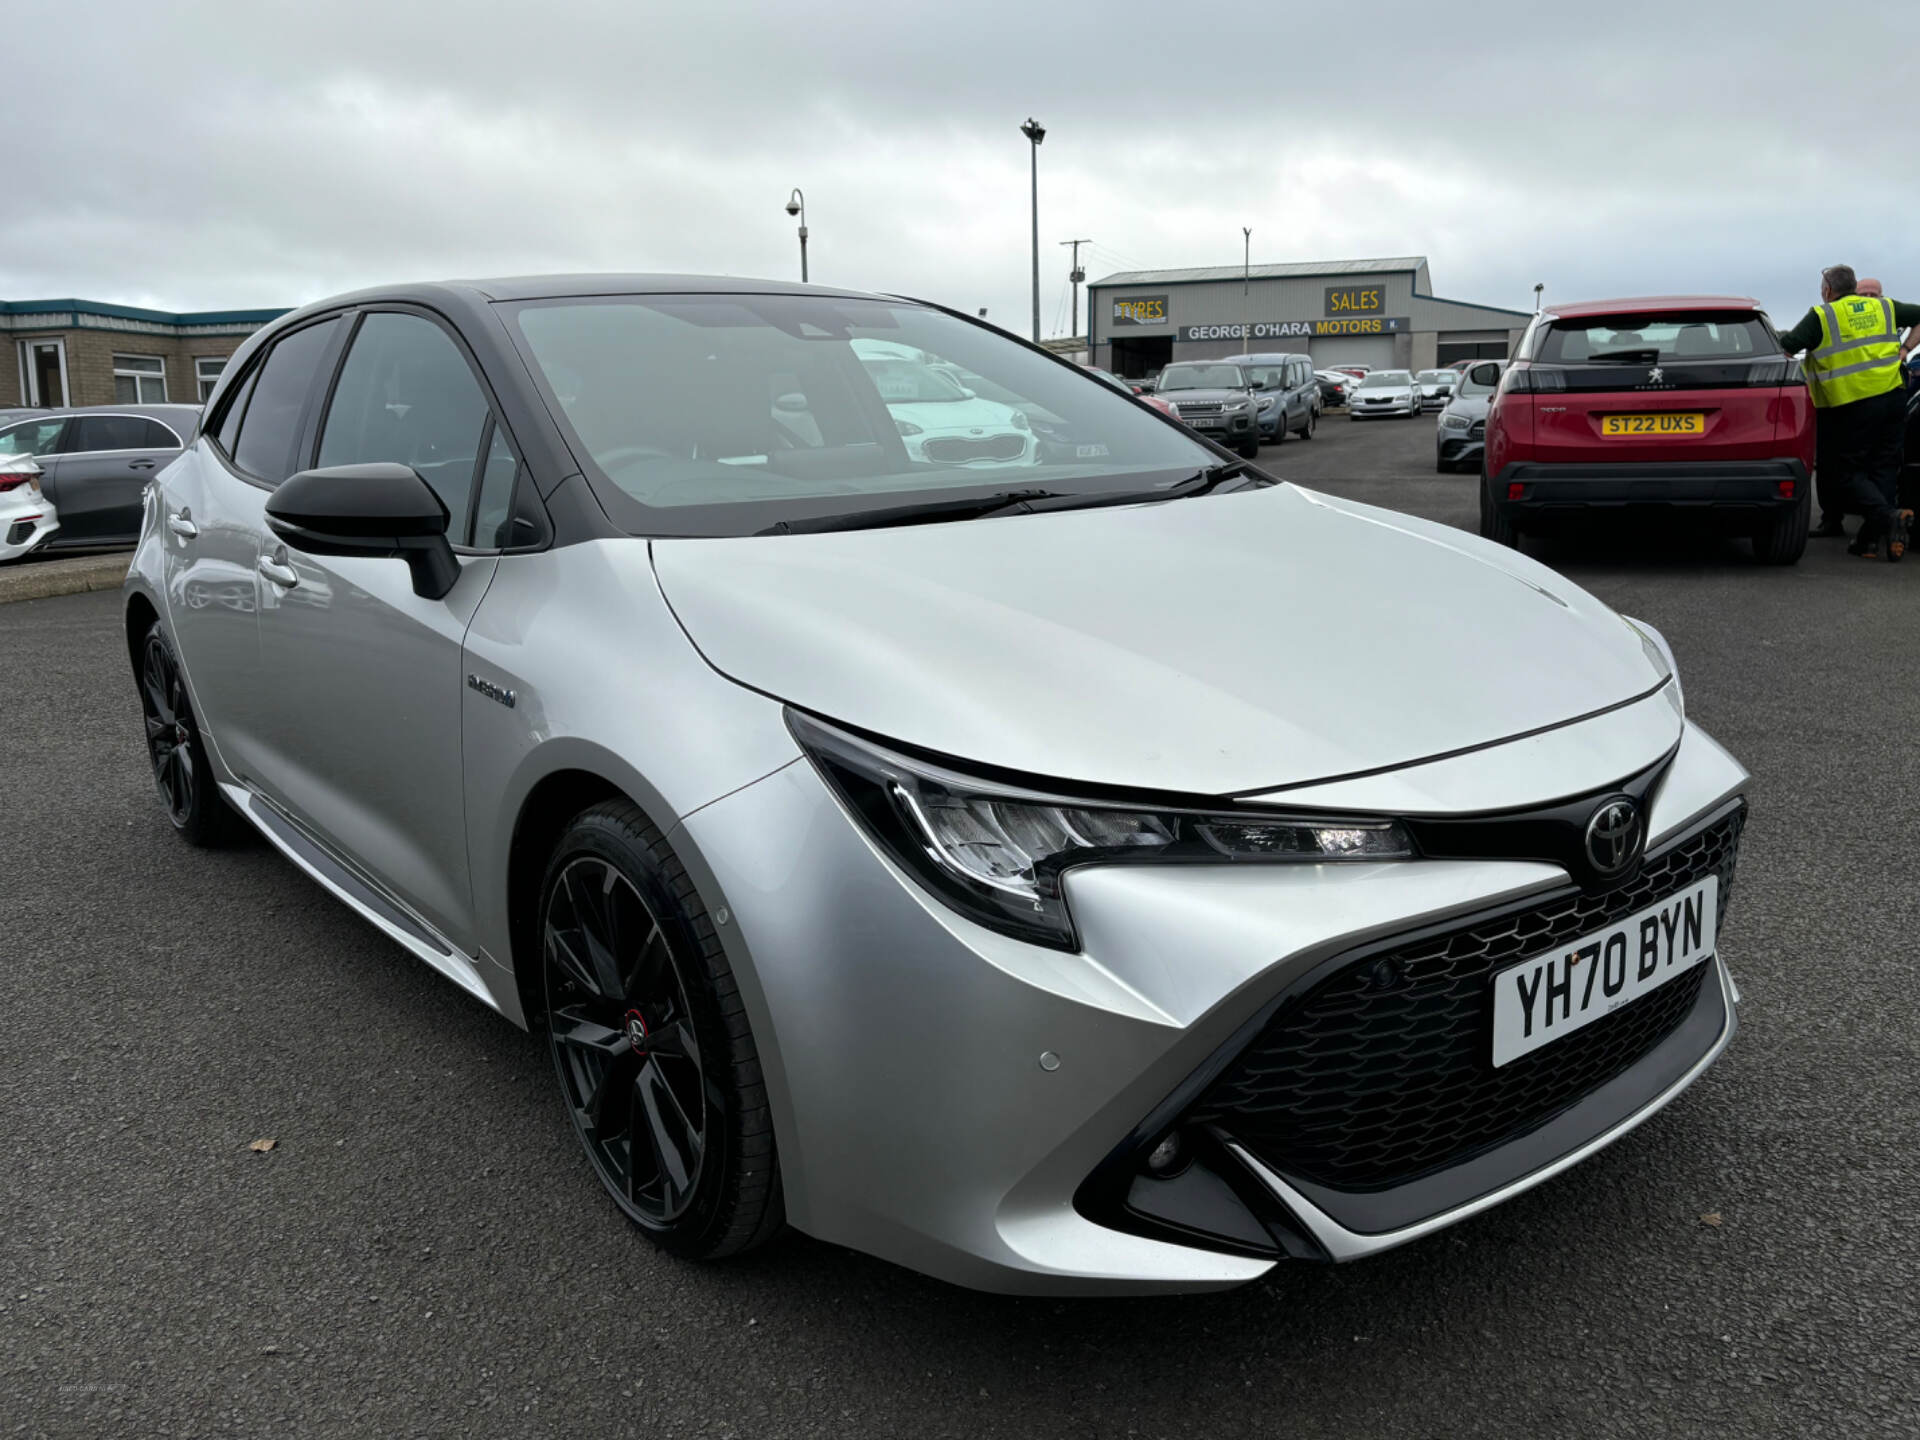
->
<box><xmin>1776</xmin><ymin>264</ymin><xmax>1917</xmax><ymax>561</ymax></box>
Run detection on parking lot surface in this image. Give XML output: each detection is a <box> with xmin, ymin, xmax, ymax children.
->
<box><xmin>5</xmin><ymin>413</ymin><xmax>1917</xmax><ymax>1438</ymax></box>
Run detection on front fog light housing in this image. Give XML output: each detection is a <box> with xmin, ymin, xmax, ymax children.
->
<box><xmin>790</xmin><ymin>711</ymin><xmax>1415</xmax><ymax>950</ymax></box>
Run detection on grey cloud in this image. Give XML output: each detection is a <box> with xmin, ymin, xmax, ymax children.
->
<box><xmin>5</xmin><ymin>1</ymin><xmax>1918</xmax><ymax>328</ymax></box>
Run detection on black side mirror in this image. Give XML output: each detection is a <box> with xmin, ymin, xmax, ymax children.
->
<box><xmin>1468</xmin><ymin>362</ymin><xmax>1501</xmax><ymax>387</ymax></box>
<box><xmin>266</xmin><ymin>462</ymin><xmax>460</xmax><ymax>600</ymax></box>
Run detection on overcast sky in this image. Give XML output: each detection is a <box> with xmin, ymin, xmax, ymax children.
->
<box><xmin>7</xmin><ymin>1</ymin><xmax>1917</xmax><ymax>332</ymax></box>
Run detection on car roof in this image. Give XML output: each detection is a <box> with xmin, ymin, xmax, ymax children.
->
<box><xmin>1219</xmin><ymin>352</ymin><xmax>1309</xmax><ymax>363</ymax></box>
<box><xmin>25</xmin><ymin>403</ymin><xmax>202</xmax><ymax>421</ymax></box>
<box><xmin>1544</xmin><ymin>295</ymin><xmax>1761</xmax><ymax>319</ymax></box>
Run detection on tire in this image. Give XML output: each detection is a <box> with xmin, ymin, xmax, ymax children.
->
<box><xmin>1751</xmin><ymin>491</ymin><xmax>1810</xmax><ymax>566</ymax></box>
<box><xmin>1297</xmin><ymin>407</ymin><xmax>1316</xmax><ymax>441</ymax></box>
<box><xmin>540</xmin><ymin>801</ymin><xmax>783</xmax><ymax>1260</ymax></box>
<box><xmin>1236</xmin><ymin>436</ymin><xmax>1260</xmax><ymax>459</ymax></box>
<box><xmin>136</xmin><ymin>620</ymin><xmax>243</xmax><ymax>846</ymax></box>
<box><xmin>1478</xmin><ymin>472</ymin><xmax>1521</xmax><ymax>548</ymax></box>
<box><xmin>1435</xmin><ymin>456</ymin><xmax>1453</xmax><ymax>474</ymax></box>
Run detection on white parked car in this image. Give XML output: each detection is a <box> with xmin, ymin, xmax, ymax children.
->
<box><xmin>1348</xmin><ymin>369</ymin><xmax>1422</xmax><ymax>420</ymax></box>
<box><xmin>0</xmin><ymin>454</ymin><xmax>60</xmax><ymax>562</ymax></box>
<box><xmin>851</xmin><ymin>338</ymin><xmax>1036</xmax><ymax>467</ymax></box>
<box><xmin>1415</xmin><ymin>369</ymin><xmax>1459</xmax><ymax>411</ymax></box>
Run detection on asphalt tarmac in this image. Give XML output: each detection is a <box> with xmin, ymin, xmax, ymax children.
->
<box><xmin>4</xmin><ymin>412</ymin><xmax>1916</xmax><ymax>1438</ymax></box>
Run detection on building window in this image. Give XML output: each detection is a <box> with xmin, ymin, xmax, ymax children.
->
<box><xmin>113</xmin><ymin>354</ymin><xmax>169</xmax><ymax>404</ymax></box>
<box><xmin>195</xmin><ymin>356</ymin><xmax>228</xmax><ymax>403</ymax></box>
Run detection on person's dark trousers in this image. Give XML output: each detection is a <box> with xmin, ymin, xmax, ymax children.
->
<box><xmin>1826</xmin><ymin>387</ymin><xmax>1906</xmax><ymax>541</ymax></box>
<box><xmin>1813</xmin><ymin>410</ymin><xmax>1846</xmax><ymax>530</ymax></box>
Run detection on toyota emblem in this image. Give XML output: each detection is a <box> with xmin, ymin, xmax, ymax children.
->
<box><xmin>1584</xmin><ymin>799</ymin><xmax>1642</xmax><ymax>876</ymax></box>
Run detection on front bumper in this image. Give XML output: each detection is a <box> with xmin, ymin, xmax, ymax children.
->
<box><xmin>1492</xmin><ymin>458</ymin><xmax>1807</xmax><ymax>515</ymax></box>
<box><xmin>1352</xmin><ymin>398</ymin><xmax>1417</xmax><ymax>418</ymax></box>
<box><xmin>1176</xmin><ymin>409</ymin><xmax>1257</xmax><ymax>440</ymax></box>
<box><xmin>1437</xmin><ymin>429</ymin><xmax>1484</xmax><ymax>466</ymax></box>
<box><xmin>673</xmin><ymin>719</ymin><xmax>1747</xmax><ymax>1294</ymax></box>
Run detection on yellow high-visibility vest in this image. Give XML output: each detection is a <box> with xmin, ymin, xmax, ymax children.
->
<box><xmin>1805</xmin><ymin>294</ymin><xmax>1903</xmax><ymax>408</ymax></box>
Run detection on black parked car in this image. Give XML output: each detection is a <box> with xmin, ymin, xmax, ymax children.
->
<box><xmin>0</xmin><ymin>404</ymin><xmax>199</xmax><ymax>550</ymax></box>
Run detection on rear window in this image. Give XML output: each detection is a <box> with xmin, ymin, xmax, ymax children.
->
<box><xmin>1534</xmin><ymin>312</ymin><xmax>1772</xmax><ymax>365</ymax></box>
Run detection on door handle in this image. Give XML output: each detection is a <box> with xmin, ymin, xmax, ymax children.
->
<box><xmin>166</xmin><ymin>510</ymin><xmax>198</xmax><ymax>539</ymax></box>
<box><xmin>258</xmin><ymin>554</ymin><xmax>299</xmax><ymax>588</ymax></box>
<box><xmin>129</xmin><ymin>460</ymin><xmax>157</xmax><ymax>471</ymax></box>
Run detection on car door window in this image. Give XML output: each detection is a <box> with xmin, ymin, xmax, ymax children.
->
<box><xmin>68</xmin><ymin>415</ymin><xmax>151</xmax><ymax>453</ymax></box>
<box><xmin>212</xmin><ymin>366</ymin><xmax>258</xmax><ymax>456</ymax></box>
<box><xmin>233</xmin><ymin>318</ymin><xmax>341</xmax><ymax>483</ymax></box>
<box><xmin>138</xmin><ymin>418</ymin><xmax>181</xmax><ymax>448</ymax></box>
<box><xmin>318</xmin><ymin>312</ymin><xmax>490</xmax><ymax>530</ymax></box>
<box><xmin>470</xmin><ymin>424</ymin><xmax>519</xmax><ymax>549</ymax></box>
<box><xmin>0</xmin><ymin>418</ymin><xmax>67</xmax><ymax>456</ymax></box>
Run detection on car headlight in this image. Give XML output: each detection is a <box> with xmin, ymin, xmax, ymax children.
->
<box><xmin>1440</xmin><ymin>412</ymin><xmax>1471</xmax><ymax>431</ymax></box>
<box><xmin>1010</xmin><ymin>410</ymin><xmax>1030</xmax><ymax>431</ymax></box>
<box><xmin>1257</xmin><ymin>396</ymin><xmax>1278</xmax><ymax>413</ymax></box>
<box><xmin>1223</xmin><ymin>396</ymin><xmax>1250</xmax><ymax>411</ymax></box>
<box><xmin>791</xmin><ymin>711</ymin><xmax>1414</xmax><ymax>950</ymax></box>
<box><xmin>1622</xmin><ymin>616</ymin><xmax>1683</xmax><ymax>715</ymax></box>
<box><xmin>895</xmin><ymin>420</ymin><xmax>923</xmax><ymax>437</ymax></box>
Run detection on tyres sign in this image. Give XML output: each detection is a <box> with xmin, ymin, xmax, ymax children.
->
<box><xmin>1111</xmin><ymin>295</ymin><xmax>1168</xmax><ymax>326</ymax></box>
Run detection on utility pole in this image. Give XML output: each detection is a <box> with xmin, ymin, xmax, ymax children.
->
<box><xmin>1020</xmin><ymin>119</ymin><xmax>1046</xmax><ymax>341</ymax></box>
<box><xmin>1060</xmin><ymin>238</ymin><xmax>1091</xmax><ymax>342</ymax></box>
<box><xmin>1243</xmin><ymin>227</ymin><xmax>1253</xmax><ymax>348</ymax></box>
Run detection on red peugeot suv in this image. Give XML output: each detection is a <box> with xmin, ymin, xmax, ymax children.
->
<box><xmin>1480</xmin><ymin>296</ymin><xmax>1814</xmax><ymax>564</ymax></box>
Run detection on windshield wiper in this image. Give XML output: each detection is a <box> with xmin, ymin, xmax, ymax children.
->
<box><xmin>757</xmin><ymin>488</ymin><xmax>1065</xmax><ymax>536</ymax></box>
<box><xmin>1022</xmin><ymin>459</ymin><xmax>1271</xmax><ymax>515</ymax></box>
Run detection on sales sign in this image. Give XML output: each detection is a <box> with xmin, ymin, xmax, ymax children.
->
<box><xmin>1111</xmin><ymin>295</ymin><xmax>1168</xmax><ymax>326</ymax></box>
<box><xmin>1325</xmin><ymin>285</ymin><xmax>1386</xmax><ymax>316</ymax></box>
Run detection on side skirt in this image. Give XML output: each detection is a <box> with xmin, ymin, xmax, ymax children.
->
<box><xmin>221</xmin><ymin>782</ymin><xmax>500</xmax><ymax>1013</ymax></box>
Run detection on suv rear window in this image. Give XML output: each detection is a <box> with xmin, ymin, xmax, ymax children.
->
<box><xmin>1534</xmin><ymin>312</ymin><xmax>1772</xmax><ymax>365</ymax></box>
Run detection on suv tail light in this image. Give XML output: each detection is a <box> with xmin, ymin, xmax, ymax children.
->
<box><xmin>0</xmin><ymin>476</ymin><xmax>33</xmax><ymax>493</ymax></box>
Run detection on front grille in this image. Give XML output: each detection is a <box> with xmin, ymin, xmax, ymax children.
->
<box><xmin>1468</xmin><ymin>419</ymin><xmax>1486</xmax><ymax>439</ymax></box>
<box><xmin>1189</xmin><ymin>806</ymin><xmax>1744</xmax><ymax>1192</ymax></box>
<box><xmin>1175</xmin><ymin>402</ymin><xmax>1224</xmax><ymax>416</ymax></box>
<box><xmin>921</xmin><ymin>433</ymin><xmax>1026</xmax><ymax>463</ymax></box>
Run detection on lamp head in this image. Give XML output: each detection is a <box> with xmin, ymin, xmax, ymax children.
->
<box><xmin>1020</xmin><ymin>118</ymin><xmax>1046</xmax><ymax>145</ymax></box>
<box><xmin>785</xmin><ymin>199</ymin><xmax>800</xmax><ymax>217</ymax></box>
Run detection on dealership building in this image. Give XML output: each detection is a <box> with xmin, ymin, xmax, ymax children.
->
<box><xmin>1086</xmin><ymin>256</ymin><xmax>1531</xmax><ymax>378</ymax></box>
<box><xmin>4</xmin><ymin>298</ymin><xmax>289</xmax><ymax>410</ymax></box>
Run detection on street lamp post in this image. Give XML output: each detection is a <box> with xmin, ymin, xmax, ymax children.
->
<box><xmin>785</xmin><ymin>189</ymin><xmax>809</xmax><ymax>283</ymax></box>
<box><xmin>1020</xmin><ymin>118</ymin><xmax>1046</xmax><ymax>341</ymax></box>
<box><xmin>1533</xmin><ymin>282</ymin><xmax>1544</xmax><ymax>312</ymax></box>
<box><xmin>1243</xmin><ymin>227</ymin><xmax>1253</xmax><ymax>347</ymax></box>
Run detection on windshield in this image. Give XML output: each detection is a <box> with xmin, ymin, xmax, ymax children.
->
<box><xmin>1417</xmin><ymin>370</ymin><xmax>1453</xmax><ymax>384</ymax></box>
<box><xmin>509</xmin><ymin>294</ymin><xmax>1218</xmax><ymax>537</ymax></box>
<box><xmin>1535</xmin><ymin>312</ymin><xmax>1773</xmax><ymax>364</ymax></box>
<box><xmin>1158</xmin><ymin>364</ymin><xmax>1247</xmax><ymax>390</ymax></box>
<box><xmin>1358</xmin><ymin>371</ymin><xmax>1412</xmax><ymax>388</ymax></box>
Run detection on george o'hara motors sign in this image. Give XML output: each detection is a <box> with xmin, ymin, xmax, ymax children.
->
<box><xmin>1178</xmin><ymin>317</ymin><xmax>1409</xmax><ymax>342</ymax></box>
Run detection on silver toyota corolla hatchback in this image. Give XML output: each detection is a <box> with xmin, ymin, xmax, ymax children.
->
<box><xmin>124</xmin><ymin>276</ymin><xmax>1748</xmax><ymax>1294</ymax></box>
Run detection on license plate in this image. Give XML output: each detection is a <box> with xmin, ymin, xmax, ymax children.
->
<box><xmin>1490</xmin><ymin>876</ymin><xmax>1717</xmax><ymax>1068</ymax></box>
<box><xmin>1601</xmin><ymin>412</ymin><xmax>1705</xmax><ymax>436</ymax></box>
<box><xmin>1190</xmin><ymin>417</ymin><xmax>1222</xmax><ymax>429</ymax></box>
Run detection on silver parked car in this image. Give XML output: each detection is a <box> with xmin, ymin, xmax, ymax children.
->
<box><xmin>125</xmin><ymin>275</ymin><xmax>1749</xmax><ymax>1295</ymax></box>
<box><xmin>1348</xmin><ymin>369</ymin><xmax>1422</xmax><ymax>419</ymax></box>
<box><xmin>1435</xmin><ymin>360</ymin><xmax>1506</xmax><ymax>473</ymax></box>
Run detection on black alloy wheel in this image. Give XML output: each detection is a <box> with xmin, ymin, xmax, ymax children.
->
<box><xmin>137</xmin><ymin>621</ymin><xmax>239</xmax><ymax>846</ymax></box>
<box><xmin>540</xmin><ymin>802</ymin><xmax>783</xmax><ymax>1258</ymax></box>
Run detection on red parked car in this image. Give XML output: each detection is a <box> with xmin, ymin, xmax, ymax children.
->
<box><xmin>1480</xmin><ymin>295</ymin><xmax>1813</xmax><ymax>564</ymax></box>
